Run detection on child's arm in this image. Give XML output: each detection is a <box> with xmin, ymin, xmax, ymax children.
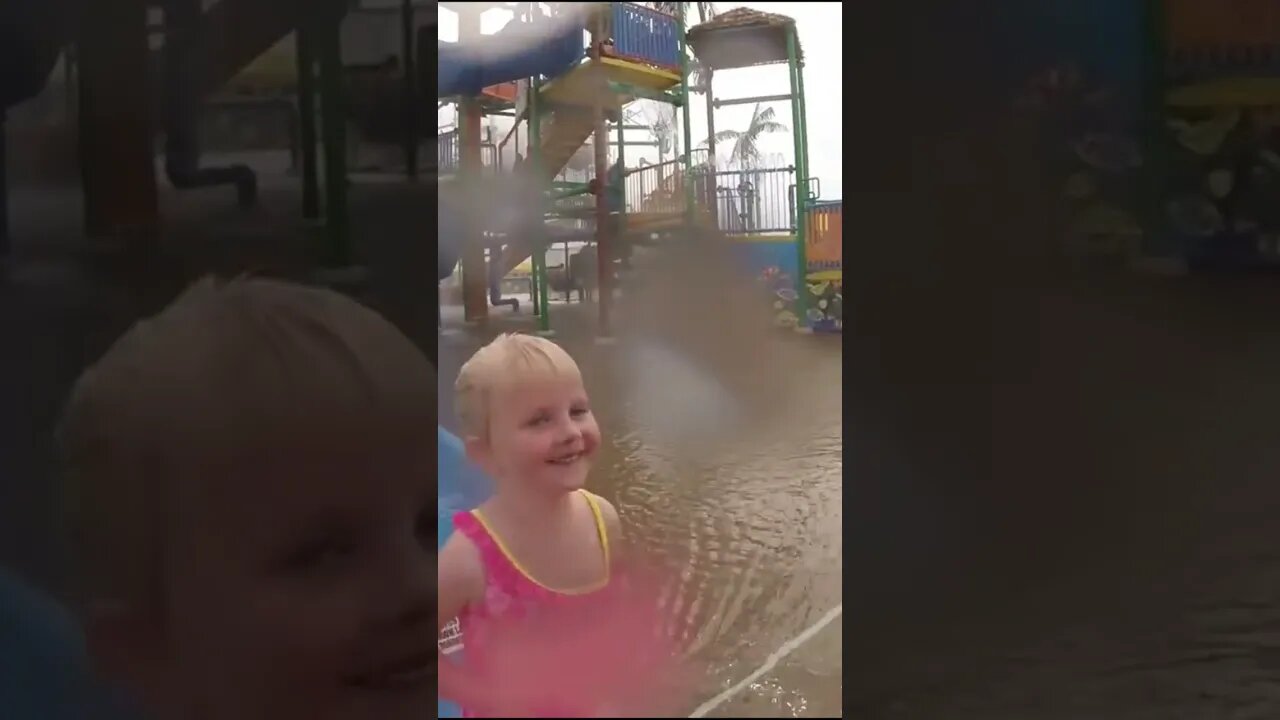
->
<box><xmin>438</xmin><ymin>534</ymin><xmax>484</xmax><ymax>703</ymax></box>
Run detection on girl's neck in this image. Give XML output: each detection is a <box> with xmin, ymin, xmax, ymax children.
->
<box><xmin>486</xmin><ymin>485</ymin><xmax>578</xmax><ymax>529</ymax></box>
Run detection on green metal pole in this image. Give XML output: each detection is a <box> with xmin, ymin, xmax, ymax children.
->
<box><xmin>400</xmin><ymin>0</ymin><xmax>418</xmax><ymax>180</ymax></box>
<box><xmin>318</xmin><ymin>2</ymin><xmax>349</xmax><ymax>266</ymax></box>
<box><xmin>530</xmin><ymin>250</ymin><xmax>540</xmax><ymax>314</ymax></box>
<box><xmin>795</xmin><ymin>38</ymin><xmax>812</xmax><ymax>202</ymax></box>
<box><xmin>540</xmin><ymin>247</ymin><xmax>553</xmax><ymax>328</ymax></box>
<box><xmin>785</xmin><ymin>24</ymin><xmax>809</xmax><ymax>328</ymax></box>
<box><xmin>296</xmin><ymin>20</ymin><xmax>320</xmax><ymax>220</ymax></box>
<box><xmin>616</xmin><ymin>119</ymin><xmax>626</xmax><ymax>234</ymax></box>
<box><xmin>677</xmin><ymin>3</ymin><xmax>694</xmax><ymax>225</ymax></box>
<box><xmin>529</xmin><ymin>71</ymin><xmax>551</xmax><ymax>334</ymax></box>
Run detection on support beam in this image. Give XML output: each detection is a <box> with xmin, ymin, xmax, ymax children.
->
<box><xmin>400</xmin><ymin>0</ymin><xmax>419</xmax><ymax>180</ymax></box>
<box><xmin>458</xmin><ymin>5</ymin><xmax>489</xmax><ymax>323</ymax></box>
<box><xmin>593</xmin><ymin>12</ymin><xmax>612</xmax><ymax>338</ymax></box>
<box><xmin>296</xmin><ymin>20</ymin><xmax>320</xmax><ymax>220</ymax></box>
<box><xmin>713</xmin><ymin>93</ymin><xmax>794</xmax><ymax>109</ymax></box>
<box><xmin>677</xmin><ymin>3</ymin><xmax>694</xmax><ymax>225</ymax></box>
<box><xmin>785</xmin><ymin>24</ymin><xmax>809</xmax><ymax>327</ymax></box>
<box><xmin>318</xmin><ymin>3</ymin><xmax>350</xmax><ymax>265</ymax></box>
<box><xmin>0</xmin><ymin>112</ymin><xmax>8</xmax><ymax>258</ymax></box>
<box><xmin>606</xmin><ymin>81</ymin><xmax>683</xmax><ymax>106</ymax></box>
<box><xmin>78</xmin><ymin>0</ymin><xmax>157</xmax><ymax>245</ymax></box>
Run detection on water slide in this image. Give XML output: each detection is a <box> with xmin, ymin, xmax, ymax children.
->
<box><xmin>437</xmin><ymin>10</ymin><xmax>595</xmax><ymax>283</ymax></box>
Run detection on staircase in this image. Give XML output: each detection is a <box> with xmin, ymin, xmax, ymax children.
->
<box><xmin>495</xmin><ymin>105</ymin><xmax>598</xmax><ymax>278</ymax></box>
<box><xmin>185</xmin><ymin>0</ymin><xmax>315</xmax><ymax>97</ymax></box>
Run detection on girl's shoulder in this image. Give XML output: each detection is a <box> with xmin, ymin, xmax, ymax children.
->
<box><xmin>580</xmin><ymin>490</ymin><xmax>622</xmax><ymax>540</ymax></box>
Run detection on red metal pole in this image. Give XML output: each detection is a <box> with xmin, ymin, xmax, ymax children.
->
<box><xmin>78</xmin><ymin>0</ymin><xmax>157</xmax><ymax>246</ymax></box>
<box><xmin>592</xmin><ymin>9</ymin><xmax>612</xmax><ymax>337</ymax></box>
<box><xmin>458</xmin><ymin>6</ymin><xmax>489</xmax><ymax>323</ymax></box>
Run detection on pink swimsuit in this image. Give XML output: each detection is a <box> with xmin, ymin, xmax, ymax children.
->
<box><xmin>451</xmin><ymin>489</ymin><xmax>614</xmax><ymax>718</ymax></box>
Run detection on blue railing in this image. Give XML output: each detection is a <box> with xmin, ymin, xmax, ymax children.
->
<box><xmin>610</xmin><ymin>3</ymin><xmax>681</xmax><ymax>70</ymax></box>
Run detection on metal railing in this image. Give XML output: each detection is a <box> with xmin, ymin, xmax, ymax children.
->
<box><xmin>437</xmin><ymin>129</ymin><xmax>498</xmax><ymax>173</ymax></box>
<box><xmin>621</xmin><ymin>149</ymin><xmax>711</xmax><ymax>214</ymax></box>
<box><xmin>609</xmin><ymin>3</ymin><xmax>681</xmax><ymax>70</ymax></box>
<box><xmin>713</xmin><ymin>167</ymin><xmax>798</xmax><ymax>235</ymax></box>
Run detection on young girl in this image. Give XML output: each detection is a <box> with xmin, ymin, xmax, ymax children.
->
<box><xmin>438</xmin><ymin>333</ymin><xmax>684</xmax><ymax>717</ymax></box>
<box><xmin>58</xmin><ymin>277</ymin><xmax>435</xmax><ymax>720</ymax></box>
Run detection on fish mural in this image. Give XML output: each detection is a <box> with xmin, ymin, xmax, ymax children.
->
<box><xmin>755</xmin><ymin>266</ymin><xmax>842</xmax><ymax>332</ymax></box>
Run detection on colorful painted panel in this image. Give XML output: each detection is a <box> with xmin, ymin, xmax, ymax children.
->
<box><xmin>1163</xmin><ymin>106</ymin><xmax>1280</xmax><ymax>268</ymax></box>
<box><xmin>1011</xmin><ymin>0</ymin><xmax>1149</xmax><ymax>262</ymax></box>
<box><xmin>731</xmin><ymin>238</ymin><xmax>841</xmax><ymax>332</ymax></box>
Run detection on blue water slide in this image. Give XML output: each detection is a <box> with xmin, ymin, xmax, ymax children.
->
<box><xmin>437</xmin><ymin>13</ymin><xmax>584</xmax><ymax>282</ymax></box>
<box><xmin>437</xmin><ymin>14</ymin><xmax>585</xmax><ymax>98</ymax></box>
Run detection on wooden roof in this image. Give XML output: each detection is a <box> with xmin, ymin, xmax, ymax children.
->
<box><xmin>687</xmin><ymin>7</ymin><xmax>803</xmax><ymax>71</ymax></box>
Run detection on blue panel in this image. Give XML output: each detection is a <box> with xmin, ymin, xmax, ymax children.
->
<box><xmin>612</xmin><ymin>3</ymin><xmax>680</xmax><ymax>69</ymax></box>
<box><xmin>732</xmin><ymin>240</ymin><xmax>800</xmax><ymax>281</ymax></box>
<box><xmin>438</xmin><ymin>15</ymin><xmax>585</xmax><ymax>98</ymax></box>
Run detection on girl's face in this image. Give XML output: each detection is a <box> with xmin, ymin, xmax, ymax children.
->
<box><xmin>472</xmin><ymin>376</ymin><xmax>600</xmax><ymax>494</ymax></box>
<box><xmin>98</xmin><ymin>448</ymin><xmax>435</xmax><ymax>720</ymax></box>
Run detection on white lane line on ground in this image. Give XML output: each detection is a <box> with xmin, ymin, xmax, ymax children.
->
<box><xmin>688</xmin><ymin>603</ymin><xmax>843</xmax><ymax>718</ymax></box>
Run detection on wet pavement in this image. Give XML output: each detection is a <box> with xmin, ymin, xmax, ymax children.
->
<box><xmin>438</xmin><ymin>281</ymin><xmax>844</xmax><ymax>718</ymax></box>
<box><xmin>843</xmin><ymin>97</ymin><xmax>1280</xmax><ymax>717</ymax></box>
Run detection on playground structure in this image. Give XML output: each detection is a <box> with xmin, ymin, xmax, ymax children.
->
<box><xmin>437</xmin><ymin>3</ymin><xmax>843</xmax><ymax>336</ymax></box>
<box><xmin>1</xmin><ymin>0</ymin><xmax>431</xmax><ymax>269</ymax></box>
<box><xmin>1014</xmin><ymin>0</ymin><xmax>1280</xmax><ymax>272</ymax></box>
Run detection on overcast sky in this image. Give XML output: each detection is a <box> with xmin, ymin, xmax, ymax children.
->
<box><xmin>438</xmin><ymin>3</ymin><xmax>843</xmax><ymax>200</ymax></box>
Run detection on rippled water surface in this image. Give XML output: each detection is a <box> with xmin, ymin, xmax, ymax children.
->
<box><xmin>439</xmin><ymin>294</ymin><xmax>843</xmax><ymax>717</ymax></box>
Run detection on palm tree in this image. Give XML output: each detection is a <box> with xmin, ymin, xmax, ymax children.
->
<box><xmin>704</xmin><ymin>102</ymin><xmax>788</xmax><ymax>170</ymax></box>
<box><xmin>638</xmin><ymin>2</ymin><xmax>717</xmax><ymax>160</ymax></box>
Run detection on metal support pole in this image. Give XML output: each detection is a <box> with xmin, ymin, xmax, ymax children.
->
<box><xmin>400</xmin><ymin>0</ymin><xmax>419</xmax><ymax>180</ymax></box>
<box><xmin>530</xmin><ymin>72</ymin><xmax>551</xmax><ymax>333</ymax></box>
<box><xmin>529</xmin><ymin>252</ymin><xmax>540</xmax><ymax>316</ymax></box>
<box><xmin>592</xmin><ymin>10</ymin><xmax>612</xmax><ymax>338</ymax></box>
<box><xmin>78</xmin><ymin>0</ymin><xmax>158</xmax><ymax>245</ymax></box>
<box><xmin>677</xmin><ymin>4</ymin><xmax>694</xmax><ymax>225</ymax></box>
<box><xmin>0</xmin><ymin>111</ymin><xmax>8</xmax><ymax>259</ymax></box>
<box><xmin>296</xmin><ymin>20</ymin><xmax>320</xmax><ymax>220</ymax></box>
<box><xmin>458</xmin><ymin>6</ymin><xmax>489</xmax><ymax>322</ymax></box>
<box><xmin>713</xmin><ymin>93</ymin><xmax>793</xmax><ymax>108</ymax></box>
<box><xmin>318</xmin><ymin>2</ymin><xmax>350</xmax><ymax>265</ymax></box>
<box><xmin>705</xmin><ymin>69</ymin><xmax>717</xmax><ymax>168</ymax></box>
<box><xmin>616</xmin><ymin>119</ymin><xmax>626</xmax><ymax>234</ymax></box>
<box><xmin>786</xmin><ymin>24</ymin><xmax>809</xmax><ymax>328</ymax></box>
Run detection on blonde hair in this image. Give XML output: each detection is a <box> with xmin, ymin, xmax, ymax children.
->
<box><xmin>56</xmin><ymin>276</ymin><xmax>436</xmax><ymax>610</ymax></box>
<box><xmin>454</xmin><ymin>333</ymin><xmax>581</xmax><ymax>437</ymax></box>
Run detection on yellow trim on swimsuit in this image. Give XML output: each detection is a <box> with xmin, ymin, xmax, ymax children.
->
<box><xmin>471</xmin><ymin>489</ymin><xmax>611</xmax><ymax>595</ymax></box>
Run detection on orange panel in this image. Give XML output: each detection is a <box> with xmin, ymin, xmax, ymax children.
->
<box><xmin>1168</xmin><ymin>0</ymin><xmax>1280</xmax><ymax>48</ymax></box>
<box><xmin>481</xmin><ymin>81</ymin><xmax>519</xmax><ymax>102</ymax></box>
<box><xmin>806</xmin><ymin>204</ymin><xmax>842</xmax><ymax>271</ymax></box>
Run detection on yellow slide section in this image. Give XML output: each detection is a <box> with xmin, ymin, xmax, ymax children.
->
<box><xmin>496</xmin><ymin>56</ymin><xmax>682</xmax><ymax>278</ymax></box>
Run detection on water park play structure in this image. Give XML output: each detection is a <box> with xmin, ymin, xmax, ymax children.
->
<box><xmin>437</xmin><ymin>3</ymin><xmax>844</xmax><ymax>335</ymax></box>
<box><xmin>1009</xmin><ymin>0</ymin><xmax>1280</xmax><ymax>272</ymax></box>
<box><xmin>1</xmin><ymin>0</ymin><xmax>429</xmax><ymax>267</ymax></box>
